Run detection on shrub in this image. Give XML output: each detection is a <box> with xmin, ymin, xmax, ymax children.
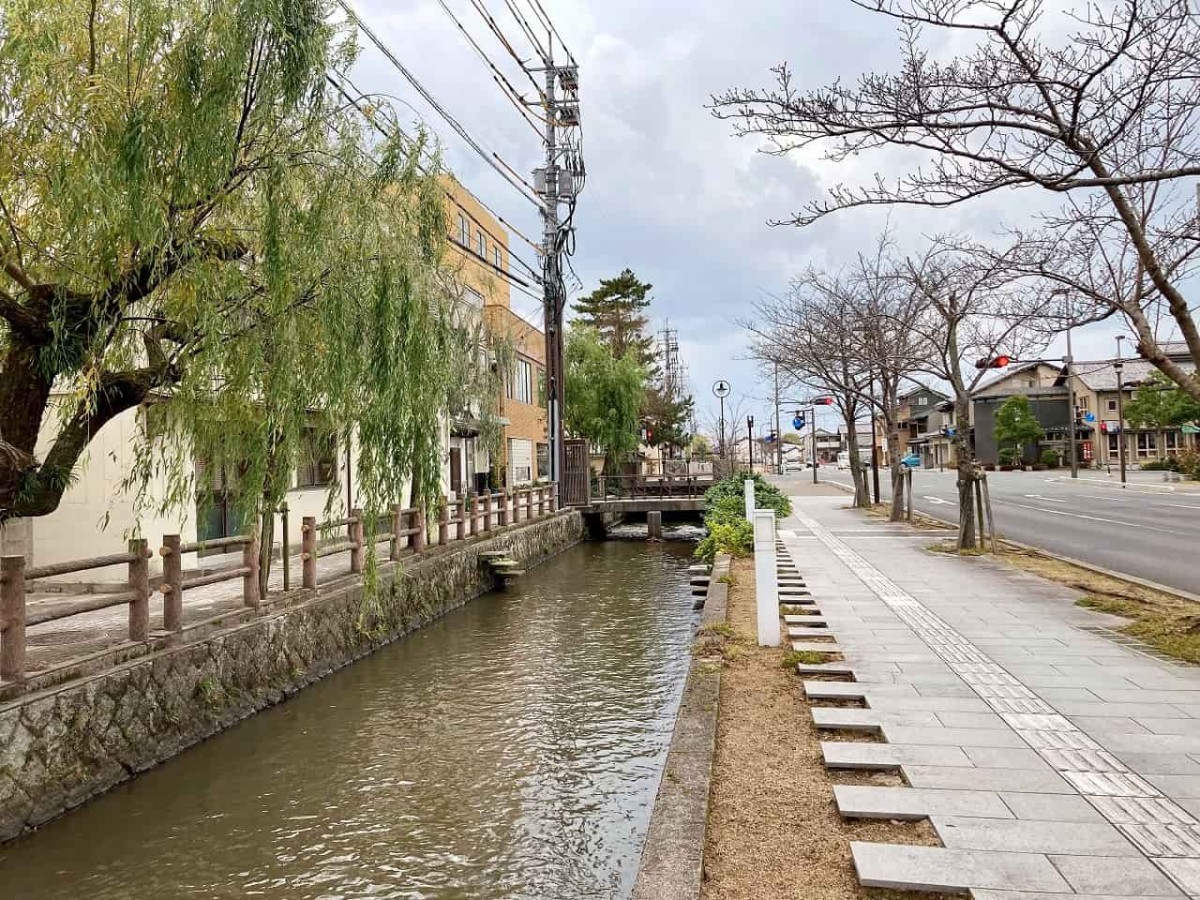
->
<box><xmin>1141</xmin><ymin>457</ymin><xmax>1181</xmax><ymax>472</ymax></box>
<box><xmin>1040</xmin><ymin>449</ymin><xmax>1061</xmax><ymax>468</ymax></box>
<box><xmin>702</xmin><ymin>471</ymin><xmax>792</xmax><ymax>519</ymax></box>
<box><xmin>1176</xmin><ymin>450</ymin><xmax>1200</xmax><ymax>479</ymax></box>
<box><xmin>695</xmin><ymin>519</ymin><xmax>753</xmax><ymax>564</ymax></box>
<box><xmin>998</xmin><ymin>447</ymin><xmax>1022</xmax><ymax>466</ymax></box>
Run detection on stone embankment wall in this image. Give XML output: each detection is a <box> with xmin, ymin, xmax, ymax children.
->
<box><xmin>0</xmin><ymin>511</ymin><xmax>584</xmax><ymax>843</ymax></box>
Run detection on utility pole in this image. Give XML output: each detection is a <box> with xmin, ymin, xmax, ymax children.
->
<box><xmin>747</xmin><ymin>415</ymin><xmax>755</xmax><ymax>473</ymax></box>
<box><xmin>1115</xmin><ymin>335</ymin><xmax>1128</xmax><ymax>486</ymax></box>
<box><xmin>528</xmin><ymin>38</ymin><xmax>582</xmax><ymax>500</ymax></box>
<box><xmin>773</xmin><ymin>362</ymin><xmax>782</xmax><ymax>475</ymax></box>
<box><xmin>1065</xmin><ymin>327</ymin><xmax>1079</xmax><ymax>478</ymax></box>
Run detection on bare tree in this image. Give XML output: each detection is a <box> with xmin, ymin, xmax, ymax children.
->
<box><xmin>713</xmin><ymin>0</ymin><xmax>1200</xmax><ymax>401</ymax></box>
<box><xmin>899</xmin><ymin>241</ymin><xmax>1048</xmax><ymax>548</ymax></box>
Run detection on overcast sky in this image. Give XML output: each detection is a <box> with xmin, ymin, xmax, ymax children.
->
<box><xmin>351</xmin><ymin>0</ymin><xmax>1136</xmax><ymax>436</ymax></box>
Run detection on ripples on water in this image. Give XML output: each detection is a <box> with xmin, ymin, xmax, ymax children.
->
<box><xmin>0</xmin><ymin>541</ymin><xmax>697</xmax><ymax>900</ymax></box>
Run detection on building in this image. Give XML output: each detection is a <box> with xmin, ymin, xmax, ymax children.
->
<box><xmin>443</xmin><ymin>176</ymin><xmax>548</xmax><ymax>491</ymax></box>
<box><xmin>790</xmin><ymin>428</ymin><xmax>843</xmax><ymax>465</ymax></box>
<box><xmin>889</xmin><ymin>386</ymin><xmax>954</xmax><ymax>469</ymax></box>
<box><xmin>1060</xmin><ymin>345</ymin><xmax>1198</xmax><ymax>469</ymax></box>
<box><xmin>970</xmin><ymin>347</ymin><xmax>1198</xmax><ymax>467</ymax></box>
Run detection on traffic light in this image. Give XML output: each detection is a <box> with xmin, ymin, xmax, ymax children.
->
<box><xmin>814</xmin><ymin>396</ymin><xmax>835</xmax><ymax>406</ymax></box>
<box><xmin>974</xmin><ymin>355</ymin><xmax>1012</xmax><ymax>369</ymax></box>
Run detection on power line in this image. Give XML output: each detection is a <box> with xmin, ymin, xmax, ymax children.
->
<box><xmin>335</xmin><ymin>0</ymin><xmax>542</xmax><ymax>209</ymax></box>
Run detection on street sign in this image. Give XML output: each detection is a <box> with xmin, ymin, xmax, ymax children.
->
<box><xmin>712</xmin><ymin>380</ymin><xmax>731</xmax><ymax>398</ymax></box>
<box><xmin>1084</xmin><ymin>412</ymin><xmax>1096</xmax><ymax>423</ymax></box>
<box><xmin>793</xmin><ymin>416</ymin><xmax>805</xmax><ymax>429</ymax></box>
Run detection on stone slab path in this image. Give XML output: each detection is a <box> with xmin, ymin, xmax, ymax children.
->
<box><xmin>781</xmin><ymin>495</ymin><xmax>1200</xmax><ymax>898</ymax></box>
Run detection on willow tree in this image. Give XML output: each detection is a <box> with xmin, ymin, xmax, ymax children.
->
<box><xmin>0</xmin><ymin>0</ymin><xmax>502</xmax><ymax>585</ymax></box>
<box><xmin>564</xmin><ymin>324</ymin><xmax>646</xmax><ymax>475</ymax></box>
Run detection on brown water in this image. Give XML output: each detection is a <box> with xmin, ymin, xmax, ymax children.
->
<box><xmin>0</xmin><ymin>541</ymin><xmax>697</xmax><ymax>900</ymax></box>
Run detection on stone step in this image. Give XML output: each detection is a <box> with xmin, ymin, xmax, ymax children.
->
<box><xmin>835</xmin><ymin>785</ymin><xmax>1012</xmax><ymax>820</ymax></box>
<box><xmin>791</xmin><ymin>640</ymin><xmax>841</xmax><ymax>654</ymax></box>
<box><xmin>821</xmin><ymin>741</ymin><xmax>972</xmax><ymax>770</ymax></box>
<box><xmin>849</xmin><ymin>843</ymin><xmax>1072</xmax><ymax>894</ymax></box>
<box><xmin>795</xmin><ymin>662</ymin><xmax>856</xmax><ymax>677</ymax></box>
<box><xmin>784</xmin><ymin>616</ymin><xmax>827</xmax><ymax>626</ymax></box>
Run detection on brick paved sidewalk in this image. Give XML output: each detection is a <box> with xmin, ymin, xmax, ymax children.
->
<box><xmin>781</xmin><ymin>494</ymin><xmax>1200</xmax><ymax>898</ymax></box>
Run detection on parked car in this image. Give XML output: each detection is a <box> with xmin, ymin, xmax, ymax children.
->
<box><xmin>900</xmin><ymin>453</ymin><xmax>922</xmax><ymax>469</ymax></box>
<box><xmin>781</xmin><ymin>460</ymin><xmax>805</xmax><ymax>474</ymax></box>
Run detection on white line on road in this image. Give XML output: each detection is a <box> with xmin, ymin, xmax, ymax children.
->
<box><xmin>923</xmin><ymin>496</ymin><xmax>952</xmax><ymax>505</ymax></box>
<box><xmin>991</xmin><ymin>498</ymin><xmax>1190</xmax><ymax>536</ymax></box>
<box><xmin>1023</xmin><ymin>494</ymin><xmax>1066</xmax><ymax>504</ymax></box>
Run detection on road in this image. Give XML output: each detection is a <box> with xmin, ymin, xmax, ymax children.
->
<box><xmin>800</xmin><ymin>468</ymin><xmax>1200</xmax><ymax>596</ymax></box>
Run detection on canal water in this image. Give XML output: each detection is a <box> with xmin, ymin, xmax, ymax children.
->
<box><xmin>0</xmin><ymin>541</ymin><xmax>697</xmax><ymax>900</ymax></box>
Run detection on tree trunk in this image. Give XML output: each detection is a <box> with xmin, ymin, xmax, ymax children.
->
<box><xmin>845</xmin><ymin>425</ymin><xmax>870</xmax><ymax>508</ymax></box>
<box><xmin>953</xmin><ymin>394</ymin><xmax>976</xmax><ymax>550</ymax></box>
<box><xmin>0</xmin><ymin>341</ymin><xmax>53</xmax><ymax>518</ymax></box>
<box><xmin>889</xmin><ymin>462</ymin><xmax>905</xmax><ymax>521</ymax></box>
<box><xmin>258</xmin><ymin>504</ymin><xmax>274</xmax><ymax>600</ymax></box>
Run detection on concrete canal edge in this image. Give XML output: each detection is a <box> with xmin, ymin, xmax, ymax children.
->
<box><xmin>0</xmin><ymin>511</ymin><xmax>585</xmax><ymax>844</ymax></box>
<box><xmin>631</xmin><ymin>553</ymin><xmax>730</xmax><ymax>900</ymax></box>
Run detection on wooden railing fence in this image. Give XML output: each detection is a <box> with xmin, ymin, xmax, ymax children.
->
<box><xmin>0</xmin><ymin>484</ymin><xmax>558</xmax><ymax>684</ymax></box>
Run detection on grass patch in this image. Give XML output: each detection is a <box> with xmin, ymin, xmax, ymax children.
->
<box><xmin>782</xmin><ymin>649</ymin><xmax>838</xmax><ymax>667</ymax></box>
<box><xmin>694</xmin><ymin>622</ymin><xmax>752</xmax><ymax>666</ymax></box>
<box><xmin>925</xmin><ymin>539</ymin><xmax>988</xmax><ymax>557</ymax></box>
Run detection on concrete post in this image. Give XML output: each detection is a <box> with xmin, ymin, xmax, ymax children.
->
<box><xmin>162</xmin><ymin>534</ymin><xmax>183</xmax><ymax>631</ymax></box>
<box><xmin>128</xmin><ymin>538</ymin><xmax>150</xmax><ymax>642</ymax></box>
<box><xmin>438</xmin><ymin>501</ymin><xmax>449</xmax><ymax>545</ymax></box>
<box><xmin>744</xmin><ymin>478</ymin><xmax>756</xmax><ymax>519</ymax></box>
<box><xmin>243</xmin><ymin>532</ymin><xmax>260</xmax><ymax>609</ymax></box>
<box><xmin>753</xmin><ymin>510</ymin><xmax>780</xmax><ymax>646</ymax></box>
<box><xmin>349</xmin><ymin>508</ymin><xmax>364</xmax><ymax>573</ymax></box>
<box><xmin>468</xmin><ymin>493</ymin><xmax>478</xmax><ymax>537</ymax></box>
<box><xmin>499</xmin><ymin>491</ymin><xmax>510</xmax><ymax>527</ymax></box>
<box><xmin>647</xmin><ymin>510</ymin><xmax>663</xmax><ymax>541</ymax></box>
<box><xmin>456</xmin><ymin>497</ymin><xmax>466</xmax><ymax>541</ymax></box>
<box><xmin>483</xmin><ymin>491</ymin><xmax>493</xmax><ymax>532</ymax></box>
<box><xmin>526</xmin><ymin>487</ymin><xmax>534</xmax><ymax>521</ymax></box>
<box><xmin>302</xmin><ymin>516</ymin><xmax>317</xmax><ymax>589</ymax></box>
<box><xmin>1</xmin><ymin>555</ymin><xmax>26</xmax><ymax>682</ymax></box>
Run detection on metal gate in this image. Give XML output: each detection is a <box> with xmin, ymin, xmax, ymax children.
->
<box><xmin>562</xmin><ymin>439</ymin><xmax>590</xmax><ymax>506</ymax></box>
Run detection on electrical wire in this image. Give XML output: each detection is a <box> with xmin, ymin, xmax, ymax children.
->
<box><xmin>336</xmin><ymin>0</ymin><xmax>542</xmax><ymax>209</ymax></box>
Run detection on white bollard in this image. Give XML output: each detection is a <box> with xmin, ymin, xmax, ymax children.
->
<box><xmin>744</xmin><ymin>478</ymin><xmax>756</xmax><ymax>518</ymax></box>
<box><xmin>753</xmin><ymin>509</ymin><xmax>780</xmax><ymax>646</ymax></box>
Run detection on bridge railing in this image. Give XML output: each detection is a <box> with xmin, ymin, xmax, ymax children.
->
<box><xmin>591</xmin><ymin>473</ymin><xmax>714</xmax><ymax>501</ymax></box>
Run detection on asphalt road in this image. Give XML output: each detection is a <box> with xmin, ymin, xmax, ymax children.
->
<box><xmin>801</xmin><ymin>468</ymin><xmax>1200</xmax><ymax>596</ymax></box>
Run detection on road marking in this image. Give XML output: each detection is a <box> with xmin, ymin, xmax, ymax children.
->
<box><xmin>1023</xmin><ymin>494</ymin><xmax>1066</xmax><ymax>504</ymax></box>
<box><xmin>1079</xmin><ymin>494</ymin><xmax>1129</xmax><ymax>503</ymax></box>
<box><xmin>923</xmin><ymin>496</ymin><xmax>952</xmax><ymax>505</ymax></box>
<box><xmin>992</xmin><ymin>498</ymin><xmax>1189</xmax><ymax>536</ymax></box>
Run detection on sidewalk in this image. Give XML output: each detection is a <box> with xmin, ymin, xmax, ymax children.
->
<box><xmin>781</xmin><ymin>494</ymin><xmax>1200</xmax><ymax>898</ymax></box>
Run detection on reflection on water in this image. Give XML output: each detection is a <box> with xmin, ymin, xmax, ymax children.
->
<box><xmin>0</xmin><ymin>541</ymin><xmax>696</xmax><ymax>900</ymax></box>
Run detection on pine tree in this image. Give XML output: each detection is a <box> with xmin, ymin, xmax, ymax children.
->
<box><xmin>573</xmin><ymin>269</ymin><xmax>656</xmax><ymax>368</ymax></box>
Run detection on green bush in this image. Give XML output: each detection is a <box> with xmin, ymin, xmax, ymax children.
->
<box><xmin>695</xmin><ymin>519</ymin><xmax>754</xmax><ymax>564</ymax></box>
<box><xmin>694</xmin><ymin>472</ymin><xmax>791</xmax><ymax>562</ymax></box>
<box><xmin>998</xmin><ymin>447</ymin><xmax>1023</xmax><ymax>466</ymax></box>
<box><xmin>1040</xmin><ymin>449</ymin><xmax>1060</xmax><ymax>468</ymax></box>
<box><xmin>1140</xmin><ymin>457</ymin><xmax>1181</xmax><ymax>472</ymax></box>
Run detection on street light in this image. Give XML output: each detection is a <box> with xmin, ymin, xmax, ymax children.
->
<box><xmin>1114</xmin><ymin>336</ymin><xmax>1127</xmax><ymax>486</ymax></box>
<box><xmin>747</xmin><ymin>415</ymin><xmax>755</xmax><ymax>473</ymax></box>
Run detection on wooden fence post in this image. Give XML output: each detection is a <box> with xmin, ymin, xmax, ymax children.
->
<box><xmin>468</xmin><ymin>493</ymin><xmax>478</xmax><ymax>537</ymax></box>
<box><xmin>551</xmin><ymin>482</ymin><xmax>559</xmax><ymax>511</ymax></box>
<box><xmin>243</xmin><ymin>532</ymin><xmax>260</xmax><ymax>609</ymax></box>
<box><xmin>526</xmin><ymin>487</ymin><xmax>534</xmax><ymax>521</ymax></box>
<box><xmin>413</xmin><ymin>507</ymin><xmax>426</xmax><ymax>553</ymax></box>
<box><xmin>280</xmin><ymin>502</ymin><xmax>291</xmax><ymax>592</ymax></box>
<box><xmin>302</xmin><ymin>516</ymin><xmax>317</xmax><ymax>589</ymax></box>
<box><xmin>391</xmin><ymin>504</ymin><xmax>403</xmax><ymax>560</ymax></box>
<box><xmin>162</xmin><ymin>534</ymin><xmax>183</xmax><ymax>632</ymax></box>
<box><xmin>483</xmin><ymin>492</ymin><xmax>493</xmax><ymax>532</ymax></box>
<box><xmin>438</xmin><ymin>501</ymin><xmax>449</xmax><ymax>545</ymax></box>
<box><xmin>456</xmin><ymin>497</ymin><xmax>466</xmax><ymax>541</ymax></box>
<box><xmin>1</xmin><ymin>555</ymin><xmax>26</xmax><ymax>682</ymax></box>
<box><xmin>501</xmin><ymin>490</ymin><xmax>511</xmax><ymax>526</ymax></box>
<box><xmin>350</xmin><ymin>508</ymin><xmax>364</xmax><ymax>573</ymax></box>
<box><xmin>128</xmin><ymin>538</ymin><xmax>150</xmax><ymax>642</ymax></box>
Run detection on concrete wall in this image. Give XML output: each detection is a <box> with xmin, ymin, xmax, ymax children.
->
<box><xmin>0</xmin><ymin>510</ymin><xmax>584</xmax><ymax>843</ymax></box>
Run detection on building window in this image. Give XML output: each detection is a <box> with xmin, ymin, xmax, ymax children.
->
<box><xmin>477</xmin><ymin>231</ymin><xmax>486</xmax><ymax>259</ymax></box>
<box><xmin>1078</xmin><ymin>395</ymin><xmax>1091</xmax><ymax>412</ymax></box>
<box><xmin>465</xmin><ymin>288</ymin><xmax>484</xmax><ymax>308</ymax></box>
<box><xmin>537</xmin><ymin>368</ymin><xmax>547</xmax><ymax>407</ymax></box>
<box><xmin>1107</xmin><ymin>398</ymin><xmax>1118</xmax><ymax>412</ymax></box>
<box><xmin>915</xmin><ymin>396</ymin><xmax>928</xmax><ymax>406</ymax></box>
<box><xmin>536</xmin><ymin>442</ymin><xmax>549</xmax><ymax>478</ymax></box>
<box><xmin>494</xmin><ymin>246</ymin><xmax>503</xmax><ymax>270</ymax></box>
<box><xmin>1107</xmin><ymin>433</ymin><xmax>1120</xmax><ymax>454</ymax></box>
<box><xmin>297</xmin><ymin>428</ymin><xmax>338</xmax><ymax>487</ymax></box>
<box><xmin>1136</xmin><ymin>432</ymin><xmax>1158</xmax><ymax>458</ymax></box>
<box><xmin>458</xmin><ymin>213</ymin><xmax>469</xmax><ymax>246</ymax></box>
<box><xmin>507</xmin><ymin>358</ymin><xmax>533</xmax><ymax>404</ymax></box>
<box><xmin>1166</xmin><ymin>431</ymin><xmax>1181</xmax><ymax>454</ymax></box>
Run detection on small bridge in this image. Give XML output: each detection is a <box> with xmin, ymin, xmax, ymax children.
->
<box><xmin>575</xmin><ymin>476</ymin><xmax>711</xmax><ymax>538</ymax></box>
<box><xmin>582</xmin><ymin>496</ymin><xmax>706</xmax><ymax>514</ymax></box>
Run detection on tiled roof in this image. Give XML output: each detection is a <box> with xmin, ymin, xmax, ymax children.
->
<box><xmin>1069</xmin><ymin>358</ymin><xmax>1196</xmax><ymax>392</ymax></box>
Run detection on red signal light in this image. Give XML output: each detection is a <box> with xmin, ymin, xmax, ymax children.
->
<box><xmin>814</xmin><ymin>397</ymin><xmax>835</xmax><ymax>406</ymax></box>
<box><xmin>975</xmin><ymin>355</ymin><xmax>1013</xmax><ymax>369</ymax></box>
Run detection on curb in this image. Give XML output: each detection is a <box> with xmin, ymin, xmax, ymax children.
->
<box><xmin>630</xmin><ymin>554</ymin><xmax>729</xmax><ymax>900</ymax></box>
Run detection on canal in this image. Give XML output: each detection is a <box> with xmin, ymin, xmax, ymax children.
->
<box><xmin>0</xmin><ymin>540</ymin><xmax>697</xmax><ymax>899</ymax></box>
